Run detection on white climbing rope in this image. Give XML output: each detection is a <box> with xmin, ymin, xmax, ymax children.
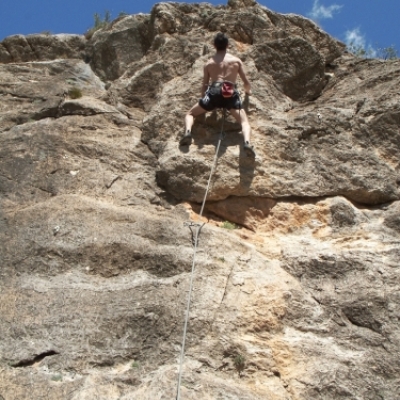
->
<box><xmin>176</xmin><ymin>109</ymin><xmax>227</xmax><ymax>400</ymax></box>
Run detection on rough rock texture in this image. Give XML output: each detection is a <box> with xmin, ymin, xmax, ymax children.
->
<box><xmin>0</xmin><ymin>34</ymin><xmax>86</xmax><ymax>63</ymax></box>
<box><xmin>1</xmin><ymin>1</ymin><xmax>400</xmax><ymax>399</ymax></box>
<box><xmin>86</xmin><ymin>14</ymin><xmax>151</xmax><ymax>81</ymax></box>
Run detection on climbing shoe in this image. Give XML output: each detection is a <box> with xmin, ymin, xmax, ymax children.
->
<box><xmin>179</xmin><ymin>130</ymin><xmax>192</xmax><ymax>146</ymax></box>
<box><xmin>243</xmin><ymin>141</ymin><xmax>256</xmax><ymax>157</ymax></box>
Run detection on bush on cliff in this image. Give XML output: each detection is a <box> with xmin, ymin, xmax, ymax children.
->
<box><xmin>85</xmin><ymin>11</ymin><xmax>111</xmax><ymax>39</ymax></box>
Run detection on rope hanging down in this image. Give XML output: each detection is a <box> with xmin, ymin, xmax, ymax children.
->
<box><xmin>176</xmin><ymin>109</ymin><xmax>227</xmax><ymax>400</ymax></box>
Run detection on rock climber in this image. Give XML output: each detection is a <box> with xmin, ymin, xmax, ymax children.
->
<box><xmin>180</xmin><ymin>32</ymin><xmax>256</xmax><ymax>157</ymax></box>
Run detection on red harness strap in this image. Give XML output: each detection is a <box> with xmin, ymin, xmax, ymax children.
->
<box><xmin>221</xmin><ymin>81</ymin><xmax>235</xmax><ymax>98</ymax></box>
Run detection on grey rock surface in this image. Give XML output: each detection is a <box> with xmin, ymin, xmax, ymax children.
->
<box><xmin>0</xmin><ymin>34</ymin><xmax>86</xmax><ymax>63</ymax></box>
<box><xmin>1</xmin><ymin>1</ymin><xmax>400</xmax><ymax>399</ymax></box>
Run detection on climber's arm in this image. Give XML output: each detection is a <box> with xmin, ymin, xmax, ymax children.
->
<box><xmin>202</xmin><ymin>64</ymin><xmax>210</xmax><ymax>97</ymax></box>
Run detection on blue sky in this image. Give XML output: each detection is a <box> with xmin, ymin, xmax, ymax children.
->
<box><xmin>1</xmin><ymin>0</ymin><xmax>399</xmax><ymax>57</ymax></box>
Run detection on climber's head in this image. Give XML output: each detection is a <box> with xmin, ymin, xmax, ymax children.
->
<box><xmin>213</xmin><ymin>32</ymin><xmax>229</xmax><ymax>51</ymax></box>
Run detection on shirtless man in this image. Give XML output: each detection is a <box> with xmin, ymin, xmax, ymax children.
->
<box><xmin>180</xmin><ymin>32</ymin><xmax>256</xmax><ymax>157</ymax></box>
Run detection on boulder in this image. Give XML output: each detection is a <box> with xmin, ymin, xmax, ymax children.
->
<box><xmin>0</xmin><ymin>34</ymin><xmax>86</xmax><ymax>63</ymax></box>
<box><xmin>86</xmin><ymin>14</ymin><xmax>151</xmax><ymax>81</ymax></box>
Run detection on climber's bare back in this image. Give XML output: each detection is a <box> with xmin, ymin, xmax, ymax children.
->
<box><xmin>204</xmin><ymin>52</ymin><xmax>244</xmax><ymax>83</ymax></box>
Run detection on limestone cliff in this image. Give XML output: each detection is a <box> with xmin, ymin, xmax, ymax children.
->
<box><xmin>1</xmin><ymin>1</ymin><xmax>400</xmax><ymax>399</ymax></box>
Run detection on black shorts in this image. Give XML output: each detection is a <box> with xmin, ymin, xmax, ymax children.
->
<box><xmin>199</xmin><ymin>84</ymin><xmax>242</xmax><ymax>111</ymax></box>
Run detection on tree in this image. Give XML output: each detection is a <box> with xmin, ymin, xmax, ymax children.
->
<box><xmin>85</xmin><ymin>11</ymin><xmax>112</xmax><ymax>39</ymax></box>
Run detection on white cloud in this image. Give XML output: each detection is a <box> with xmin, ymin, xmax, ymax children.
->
<box><xmin>345</xmin><ymin>28</ymin><xmax>365</xmax><ymax>48</ymax></box>
<box><xmin>344</xmin><ymin>28</ymin><xmax>377</xmax><ymax>57</ymax></box>
<box><xmin>309</xmin><ymin>0</ymin><xmax>342</xmax><ymax>20</ymax></box>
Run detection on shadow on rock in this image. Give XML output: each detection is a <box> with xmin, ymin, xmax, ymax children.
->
<box><xmin>239</xmin><ymin>154</ymin><xmax>255</xmax><ymax>191</ymax></box>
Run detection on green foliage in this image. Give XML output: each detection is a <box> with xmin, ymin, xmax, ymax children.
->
<box><xmin>200</xmin><ymin>10</ymin><xmax>212</xmax><ymax>19</ymax></box>
<box><xmin>85</xmin><ymin>11</ymin><xmax>112</xmax><ymax>39</ymax></box>
<box><xmin>68</xmin><ymin>87</ymin><xmax>83</xmax><ymax>99</ymax></box>
<box><xmin>233</xmin><ymin>354</ymin><xmax>246</xmax><ymax>377</ymax></box>
<box><xmin>347</xmin><ymin>42</ymin><xmax>398</xmax><ymax>60</ymax></box>
<box><xmin>377</xmin><ymin>45</ymin><xmax>398</xmax><ymax>60</ymax></box>
<box><xmin>131</xmin><ymin>361</ymin><xmax>140</xmax><ymax>369</ymax></box>
<box><xmin>222</xmin><ymin>221</ymin><xmax>237</xmax><ymax>230</ymax></box>
<box><xmin>51</xmin><ymin>374</ymin><xmax>62</xmax><ymax>382</ymax></box>
<box><xmin>346</xmin><ymin>41</ymin><xmax>374</xmax><ymax>58</ymax></box>
<box><xmin>94</xmin><ymin>11</ymin><xmax>111</xmax><ymax>28</ymax></box>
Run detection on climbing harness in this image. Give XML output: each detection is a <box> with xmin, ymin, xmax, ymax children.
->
<box><xmin>175</xmin><ymin>109</ymin><xmax>227</xmax><ymax>400</ymax></box>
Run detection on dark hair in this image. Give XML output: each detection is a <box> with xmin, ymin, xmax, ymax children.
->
<box><xmin>213</xmin><ymin>33</ymin><xmax>229</xmax><ymax>51</ymax></box>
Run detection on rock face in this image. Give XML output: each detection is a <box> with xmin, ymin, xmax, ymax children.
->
<box><xmin>0</xmin><ymin>34</ymin><xmax>86</xmax><ymax>63</ymax></box>
<box><xmin>1</xmin><ymin>1</ymin><xmax>400</xmax><ymax>399</ymax></box>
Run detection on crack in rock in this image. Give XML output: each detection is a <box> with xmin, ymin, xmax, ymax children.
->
<box><xmin>11</xmin><ymin>350</ymin><xmax>60</xmax><ymax>368</ymax></box>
